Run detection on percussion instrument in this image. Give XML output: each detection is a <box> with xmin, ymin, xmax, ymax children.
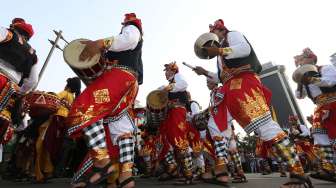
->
<box><xmin>23</xmin><ymin>91</ymin><xmax>61</xmax><ymax>117</ymax></box>
<box><xmin>192</xmin><ymin>109</ymin><xmax>210</xmax><ymax>131</ymax></box>
<box><xmin>63</xmin><ymin>39</ymin><xmax>106</xmax><ymax>84</ymax></box>
<box><xmin>292</xmin><ymin>64</ymin><xmax>318</xmax><ymax>84</ymax></box>
<box><xmin>194</xmin><ymin>32</ymin><xmax>220</xmax><ymax>59</ymax></box>
<box><xmin>146</xmin><ymin>90</ymin><xmax>168</xmax><ymax>128</ymax></box>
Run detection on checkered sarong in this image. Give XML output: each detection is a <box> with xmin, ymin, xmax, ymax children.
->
<box><xmin>230</xmin><ymin>151</ymin><xmax>242</xmax><ymax>169</ymax></box>
<box><xmin>317</xmin><ymin>145</ymin><xmax>335</xmax><ymax>172</ymax></box>
<box><xmin>271</xmin><ymin>137</ymin><xmax>304</xmax><ymax>175</ymax></box>
<box><xmin>83</xmin><ymin>119</ymin><xmax>106</xmax><ymax>149</ymax></box>
<box><xmin>118</xmin><ymin>136</ymin><xmax>135</xmax><ymax>163</ymax></box>
<box><xmin>214</xmin><ymin>139</ymin><xmax>228</xmax><ymax>160</ymax></box>
<box><xmin>71</xmin><ymin>158</ymin><xmax>93</xmax><ymax>184</ymax></box>
<box><xmin>165</xmin><ymin>150</ymin><xmax>176</xmax><ymax>164</ymax></box>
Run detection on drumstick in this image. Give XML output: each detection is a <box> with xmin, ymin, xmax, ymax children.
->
<box><xmin>182</xmin><ymin>62</ymin><xmax>212</xmax><ymax>78</ymax></box>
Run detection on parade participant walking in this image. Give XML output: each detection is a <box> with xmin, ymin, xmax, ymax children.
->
<box><xmin>67</xmin><ymin>13</ymin><xmax>143</xmax><ymax>188</ymax></box>
<box><xmin>194</xmin><ymin>19</ymin><xmax>313</xmax><ymax>188</ymax></box>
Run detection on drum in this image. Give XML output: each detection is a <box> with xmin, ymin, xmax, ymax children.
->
<box><xmin>23</xmin><ymin>91</ymin><xmax>61</xmax><ymax>117</ymax></box>
<box><xmin>292</xmin><ymin>64</ymin><xmax>318</xmax><ymax>84</ymax></box>
<box><xmin>63</xmin><ymin>39</ymin><xmax>106</xmax><ymax>84</ymax></box>
<box><xmin>192</xmin><ymin>109</ymin><xmax>210</xmax><ymax>131</ymax></box>
<box><xmin>146</xmin><ymin>90</ymin><xmax>168</xmax><ymax>128</ymax></box>
<box><xmin>194</xmin><ymin>32</ymin><xmax>220</xmax><ymax>59</ymax></box>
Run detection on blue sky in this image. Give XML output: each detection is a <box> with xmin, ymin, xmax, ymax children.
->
<box><xmin>2</xmin><ymin>0</ymin><xmax>336</xmax><ymax>133</ymax></box>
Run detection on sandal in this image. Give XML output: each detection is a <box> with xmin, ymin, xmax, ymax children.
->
<box><xmin>310</xmin><ymin>171</ymin><xmax>336</xmax><ymax>182</ymax></box>
<box><xmin>232</xmin><ymin>174</ymin><xmax>248</xmax><ymax>183</ymax></box>
<box><xmin>173</xmin><ymin>177</ymin><xmax>194</xmax><ymax>186</ymax></box>
<box><xmin>158</xmin><ymin>168</ymin><xmax>177</xmax><ymax>181</ymax></box>
<box><xmin>72</xmin><ymin>161</ymin><xmax>116</xmax><ymax>188</ymax></box>
<box><xmin>117</xmin><ymin>177</ymin><xmax>135</xmax><ymax>188</ymax></box>
<box><xmin>282</xmin><ymin>174</ymin><xmax>313</xmax><ymax>188</ymax></box>
<box><xmin>204</xmin><ymin>172</ymin><xmax>231</xmax><ymax>187</ymax></box>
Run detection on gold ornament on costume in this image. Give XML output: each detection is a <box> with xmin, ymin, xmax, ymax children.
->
<box><xmin>93</xmin><ymin>89</ymin><xmax>110</xmax><ymax>104</ymax></box>
<box><xmin>174</xmin><ymin>137</ymin><xmax>189</xmax><ymax>151</ymax></box>
<box><xmin>238</xmin><ymin>88</ymin><xmax>269</xmax><ymax>121</ymax></box>
<box><xmin>229</xmin><ymin>78</ymin><xmax>242</xmax><ymax>90</ymax></box>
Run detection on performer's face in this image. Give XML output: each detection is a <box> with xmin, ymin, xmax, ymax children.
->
<box><xmin>212</xmin><ymin>29</ymin><xmax>226</xmax><ymax>41</ymax></box>
<box><xmin>165</xmin><ymin>70</ymin><xmax>174</xmax><ymax>80</ymax></box>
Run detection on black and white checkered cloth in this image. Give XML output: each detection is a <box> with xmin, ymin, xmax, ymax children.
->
<box><xmin>165</xmin><ymin>150</ymin><xmax>176</xmax><ymax>164</ymax></box>
<box><xmin>71</xmin><ymin>158</ymin><xmax>94</xmax><ymax>184</ymax></box>
<box><xmin>244</xmin><ymin>112</ymin><xmax>272</xmax><ymax>134</ymax></box>
<box><xmin>83</xmin><ymin>119</ymin><xmax>106</xmax><ymax>149</ymax></box>
<box><xmin>320</xmin><ymin>145</ymin><xmax>334</xmax><ymax>163</ymax></box>
<box><xmin>214</xmin><ymin>139</ymin><xmax>228</xmax><ymax>159</ymax></box>
<box><xmin>119</xmin><ymin>136</ymin><xmax>135</xmax><ymax>163</ymax></box>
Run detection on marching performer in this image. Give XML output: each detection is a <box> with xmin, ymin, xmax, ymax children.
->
<box><xmin>228</xmin><ymin>124</ymin><xmax>247</xmax><ymax>183</ymax></box>
<box><xmin>0</xmin><ymin>18</ymin><xmax>37</xmax><ymax>158</ymax></box>
<box><xmin>194</xmin><ymin>19</ymin><xmax>313</xmax><ymax>188</ymax></box>
<box><xmin>200</xmin><ymin>78</ymin><xmax>231</xmax><ymax>186</ymax></box>
<box><xmin>186</xmin><ymin>93</ymin><xmax>205</xmax><ymax>179</ymax></box>
<box><xmin>288</xmin><ymin>115</ymin><xmax>318</xmax><ymax>169</ymax></box>
<box><xmin>67</xmin><ymin>13</ymin><xmax>143</xmax><ymax>188</ymax></box>
<box><xmin>294</xmin><ymin>48</ymin><xmax>336</xmax><ymax>182</ymax></box>
<box><xmin>158</xmin><ymin>62</ymin><xmax>194</xmax><ymax>185</ymax></box>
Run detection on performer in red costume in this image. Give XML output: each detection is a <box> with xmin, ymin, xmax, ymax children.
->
<box><xmin>68</xmin><ymin>13</ymin><xmax>143</xmax><ymax>188</ymax></box>
<box><xmin>194</xmin><ymin>19</ymin><xmax>313</xmax><ymax>188</ymax></box>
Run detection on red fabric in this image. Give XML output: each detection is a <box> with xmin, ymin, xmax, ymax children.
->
<box><xmin>314</xmin><ymin>101</ymin><xmax>336</xmax><ymax>139</ymax></box>
<box><xmin>12</xmin><ymin>18</ymin><xmax>25</xmax><ymax>24</ymax></box>
<box><xmin>203</xmin><ymin>133</ymin><xmax>216</xmax><ymax>160</ymax></box>
<box><xmin>13</xmin><ymin>22</ymin><xmax>34</xmax><ymax>38</ymax></box>
<box><xmin>209</xmin><ymin>19</ymin><xmax>226</xmax><ymax>32</ymax></box>
<box><xmin>43</xmin><ymin>116</ymin><xmax>66</xmax><ymax>162</ymax></box>
<box><xmin>67</xmin><ymin>68</ymin><xmax>138</xmax><ymax>138</ymax></box>
<box><xmin>255</xmin><ymin>137</ymin><xmax>268</xmax><ymax>158</ymax></box>
<box><xmin>187</xmin><ymin>122</ymin><xmax>202</xmax><ymax>152</ymax></box>
<box><xmin>123</xmin><ymin>13</ymin><xmax>142</xmax><ymax>32</ymax></box>
<box><xmin>0</xmin><ymin>75</ymin><xmax>8</xmax><ymax>88</ymax></box>
<box><xmin>159</xmin><ymin>106</ymin><xmax>190</xmax><ymax>150</ymax></box>
<box><xmin>222</xmin><ymin>72</ymin><xmax>272</xmax><ymax>129</ymax></box>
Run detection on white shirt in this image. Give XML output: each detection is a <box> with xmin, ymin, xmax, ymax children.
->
<box><xmin>108</xmin><ymin>25</ymin><xmax>141</xmax><ymax>52</ymax></box>
<box><xmin>170</xmin><ymin>72</ymin><xmax>188</xmax><ymax>92</ymax></box>
<box><xmin>208</xmin><ymin>31</ymin><xmax>251</xmax><ymax>83</ymax></box>
<box><xmin>0</xmin><ymin>26</ymin><xmax>38</xmax><ymax>92</ymax></box>
<box><xmin>190</xmin><ymin>101</ymin><xmax>201</xmax><ymax>116</ymax></box>
<box><xmin>296</xmin><ymin>64</ymin><xmax>336</xmax><ymax>99</ymax></box>
<box><xmin>0</xmin><ymin>27</ymin><xmax>8</xmax><ymax>42</ymax></box>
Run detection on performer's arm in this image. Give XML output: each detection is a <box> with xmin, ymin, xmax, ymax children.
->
<box><xmin>312</xmin><ymin>65</ymin><xmax>336</xmax><ymax>87</ymax></box>
<box><xmin>225</xmin><ymin>31</ymin><xmax>251</xmax><ymax>59</ymax></box>
<box><xmin>190</xmin><ymin>102</ymin><xmax>201</xmax><ymax>116</ymax></box>
<box><xmin>108</xmin><ymin>25</ymin><xmax>141</xmax><ymax>52</ymax></box>
<box><xmin>0</xmin><ymin>27</ymin><xmax>12</xmax><ymax>43</ymax></box>
<box><xmin>170</xmin><ymin>73</ymin><xmax>188</xmax><ymax>92</ymax></box>
<box><xmin>20</xmin><ymin>63</ymin><xmax>38</xmax><ymax>93</ymax></box>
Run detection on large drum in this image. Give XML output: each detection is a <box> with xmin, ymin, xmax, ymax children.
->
<box><xmin>192</xmin><ymin>109</ymin><xmax>210</xmax><ymax>131</ymax></box>
<box><xmin>146</xmin><ymin>90</ymin><xmax>168</xmax><ymax>128</ymax></box>
<box><xmin>292</xmin><ymin>64</ymin><xmax>319</xmax><ymax>84</ymax></box>
<box><xmin>63</xmin><ymin>39</ymin><xmax>106</xmax><ymax>84</ymax></box>
<box><xmin>194</xmin><ymin>32</ymin><xmax>220</xmax><ymax>59</ymax></box>
<box><xmin>23</xmin><ymin>91</ymin><xmax>61</xmax><ymax>117</ymax></box>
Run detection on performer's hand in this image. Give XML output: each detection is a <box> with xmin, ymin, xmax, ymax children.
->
<box><xmin>301</xmin><ymin>75</ymin><xmax>320</xmax><ymax>85</ymax></box>
<box><xmin>203</xmin><ymin>47</ymin><xmax>221</xmax><ymax>57</ymax></box>
<box><xmin>79</xmin><ymin>40</ymin><xmax>104</xmax><ymax>61</ymax></box>
<box><xmin>164</xmin><ymin>84</ymin><xmax>173</xmax><ymax>91</ymax></box>
<box><xmin>203</xmin><ymin>47</ymin><xmax>232</xmax><ymax>57</ymax></box>
<box><xmin>193</xmin><ymin>66</ymin><xmax>208</xmax><ymax>76</ymax></box>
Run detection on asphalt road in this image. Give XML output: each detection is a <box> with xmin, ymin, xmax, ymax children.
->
<box><xmin>0</xmin><ymin>173</ymin><xmax>335</xmax><ymax>188</ymax></box>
